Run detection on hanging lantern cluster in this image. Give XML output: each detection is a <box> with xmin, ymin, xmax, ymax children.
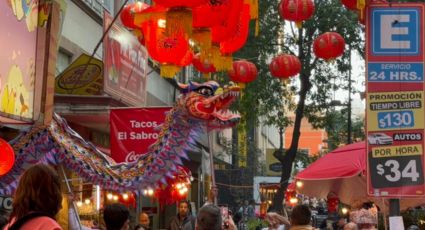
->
<box><xmin>228</xmin><ymin>60</ymin><xmax>258</xmax><ymax>89</ymax></box>
<box><xmin>154</xmin><ymin>166</ymin><xmax>192</xmax><ymax>206</ymax></box>
<box><xmin>313</xmin><ymin>32</ymin><xmax>346</xmax><ymax>61</ymax></box>
<box><xmin>340</xmin><ymin>0</ymin><xmax>366</xmax><ymax>22</ymax></box>
<box><xmin>120</xmin><ymin>0</ymin><xmax>259</xmax><ymax>78</ymax></box>
<box><xmin>0</xmin><ymin>138</ymin><xmax>14</xmax><ymax>176</ymax></box>
<box><xmin>278</xmin><ymin>0</ymin><xmax>315</xmax><ymax>27</ymax></box>
<box><xmin>106</xmin><ymin>192</ymin><xmax>137</xmax><ymax>208</ymax></box>
<box><xmin>269</xmin><ymin>54</ymin><xmax>301</xmax><ymax>80</ymax></box>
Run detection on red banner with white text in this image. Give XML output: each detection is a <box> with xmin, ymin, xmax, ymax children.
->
<box><xmin>110</xmin><ymin>107</ymin><xmax>171</xmax><ymax>163</ymax></box>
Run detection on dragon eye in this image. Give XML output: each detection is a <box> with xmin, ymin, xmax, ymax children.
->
<box><xmin>198</xmin><ymin>87</ymin><xmax>213</xmax><ymax>96</ymax></box>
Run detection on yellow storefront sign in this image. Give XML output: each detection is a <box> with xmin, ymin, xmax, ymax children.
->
<box><xmin>367</xmin><ymin>91</ymin><xmax>424</xmax><ymax>131</ymax></box>
<box><xmin>55</xmin><ymin>54</ymin><xmax>103</xmax><ymax>95</ymax></box>
<box><xmin>372</xmin><ymin>144</ymin><xmax>423</xmax><ymax>158</ymax></box>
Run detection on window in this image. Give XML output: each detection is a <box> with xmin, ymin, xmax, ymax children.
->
<box><xmin>56</xmin><ymin>49</ymin><xmax>72</xmax><ymax>76</ymax></box>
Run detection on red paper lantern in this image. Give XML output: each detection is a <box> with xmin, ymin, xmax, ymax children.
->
<box><xmin>153</xmin><ymin>0</ymin><xmax>209</xmax><ymax>8</ymax></box>
<box><xmin>327</xmin><ymin>193</ymin><xmax>339</xmax><ymax>213</ymax></box>
<box><xmin>228</xmin><ymin>60</ymin><xmax>257</xmax><ymax>86</ymax></box>
<box><xmin>192</xmin><ymin>53</ymin><xmax>216</xmax><ymax>73</ymax></box>
<box><xmin>341</xmin><ymin>0</ymin><xmax>357</xmax><ymax>10</ymax></box>
<box><xmin>279</xmin><ymin>0</ymin><xmax>315</xmax><ymax>25</ymax></box>
<box><xmin>269</xmin><ymin>54</ymin><xmax>301</xmax><ymax>79</ymax></box>
<box><xmin>313</xmin><ymin>32</ymin><xmax>346</xmax><ymax>60</ymax></box>
<box><xmin>120</xmin><ymin>2</ymin><xmax>150</xmax><ymax>29</ymax></box>
<box><xmin>145</xmin><ymin>18</ymin><xmax>190</xmax><ymax>66</ymax></box>
<box><xmin>154</xmin><ymin>166</ymin><xmax>192</xmax><ymax>207</ymax></box>
<box><xmin>0</xmin><ymin>138</ymin><xmax>14</xmax><ymax>176</ymax></box>
<box><xmin>193</xmin><ymin>0</ymin><xmax>238</xmax><ymax>28</ymax></box>
<box><xmin>118</xmin><ymin>192</ymin><xmax>137</xmax><ymax>208</ymax></box>
<box><xmin>220</xmin><ymin>4</ymin><xmax>250</xmax><ymax>55</ymax></box>
<box><xmin>211</xmin><ymin>0</ymin><xmax>244</xmax><ymax>43</ymax></box>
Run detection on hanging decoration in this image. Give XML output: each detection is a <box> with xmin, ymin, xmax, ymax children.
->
<box><xmin>192</xmin><ymin>0</ymin><xmax>235</xmax><ymax>28</ymax></box>
<box><xmin>154</xmin><ymin>166</ymin><xmax>192</xmax><ymax>206</ymax></box>
<box><xmin>220</xmin><ymin>4</ymin><xmax>251</xmax><ymax>55</ymax></box>
<box><xmin>0</xmin><ymin>81</ymin><xmax>240</xmax><ymax>195</ymax></box>
<box><xmin>154</xmin><ymin>0</ymin><xmax>209</xmax><ymax>8</ymax></box>
<box><xmin>228</xmin><ymin>60</ymin><xmax>258</xmax><ymax>89</ymax></box>
<box><xmin>0</xmin><ymin>138</ymin><xmax>14</xmax><ymax>176</ymax></box>
<box><xmin>313</xmin><ymin>32</ymin><xmax>346</xmax><ymax>61</ymax></box>
<box><xmin>269</xmin><ymin>54</ymin><xmax>301</xmax><ymax>79</ymax></box>
<box><xmin>120</xmin><ymin>2</ymin><xmax>150</xmax><ymax>29</ymax></box>
<box><xmin>118</xmin><ymin>192</ymin><xmax>137</xmax><ymax>208</ymax></box>
<box><xmin>192</xmin><ymin>53</ymin><xmax>216</xmax><ymax>74</ymax></box>
<box><xmin>340</xmin><ymin>0</ymin><xmax>357</xmax><ymax>10</ymax></box>
<box><xmin>278</xmin><ymin>0</ymin><xmax>315</xmax><ymax>27</ymax></box>
<box><xmin>121</xmin><ymin>0</ymin><xmax>259</xmax><ymax>78</ymax></box>
<box><xmin>211</xmin><ymin>0</ymin><xmax>244</xmax><ymax>43</ymax></box>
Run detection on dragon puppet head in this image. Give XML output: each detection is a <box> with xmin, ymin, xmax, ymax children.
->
<box><xmin>177</xmin><ymin>81</ymin><xmax>241</xmax><ymax>128</ymax></box>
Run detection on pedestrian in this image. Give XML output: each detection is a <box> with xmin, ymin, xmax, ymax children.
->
<box><xmin>289</xmin><ymin>205</ymin><xmax>314</xmax><ymax>230</ymax></box>
<box><xmin>3</xmin><ymin>164</ymin><xmax>63</xmax><ymax>230</ymax></box>
<box><xmin>103</xmin><ymin>203</ymin><xmax>130</xmax><ymax>230</ymax></box>
<box><xmin>168</xmin><ymin>200</ymin><xmax>196</xmax><ymax>230</ymax></box>
<box><xmin>262</xmin><ymin>212</ymin><xmax>290</xmax><ymax>230</ymax></box>
<box><xmin>138</xmin><ymin>212</ymin><xmax>150</xmax><ymax>230</ymax></box>
<box><xmin>196</xmin><ymin>204</ymin><xmax>237</xmax><ymax>230</ymax></box>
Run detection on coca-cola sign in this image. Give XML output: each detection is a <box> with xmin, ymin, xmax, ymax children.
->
<box><xmin>110</xmin><ymin>108</ymin><xmax>171</xmax><ymax>163</ymax></box>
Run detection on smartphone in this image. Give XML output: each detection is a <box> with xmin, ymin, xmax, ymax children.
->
<box><xmin>219</xmin><ymin>205</ymin><xmax>229</xmax><ymax>220</ymax></box>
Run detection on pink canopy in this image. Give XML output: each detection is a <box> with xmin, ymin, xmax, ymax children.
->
<box><xmin>294</xmin><ymin>141</ymin><xmax>424</xmax><ymax>209</ymax></box>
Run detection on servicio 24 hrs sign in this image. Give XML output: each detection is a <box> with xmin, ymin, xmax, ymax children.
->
<box><xmin>366</xmin><ymin>2</ymin><xmax>425</xmax><ymax>197</ymax></box>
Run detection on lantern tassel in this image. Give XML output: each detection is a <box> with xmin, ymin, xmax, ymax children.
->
<box><xmin>295</xmin><ymin>21</ymin><xmax>302</xmax><ymax>28</ymax></box>
<box><xmin>357</xmin><ymin>0</ymin><xmax>366</xmax><ymax>21</ymax></box>
<box><xmin>210</xmin><ymin>46</ymin><xmax>233</xmax><ymax>71</ymax></box>
<box><xmin>192</xmin><ymin>29</ymin><xmax>212</xmax><ymax>62</ymax></box>
<box><xmin>166</xmin><ymin>8</ymin><xmax>192</xmax><ymax>37</ymax></box>
<box><xmin>160</xmin><ymin>65</ymin><xmax>181</xmax><ymax>78</ymax></box>
<box><xmin>202</xmin><ymin>73</ymin><xmax>211</xmax><ymax>79</ymax></box>
<box><xmin>245</xmin><ymin>0</ymin><xmax>259</xmax><ymax>36</ymax></box>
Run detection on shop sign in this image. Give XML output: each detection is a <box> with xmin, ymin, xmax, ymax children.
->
<box><xmin>366</xmin><ymin>2</ymin><xmax>425</xmax><ymax>197</ymax></box>
<box><xmin>0</xmin><ymin>195</ymin><xmax>12</xmax><ymax>210</ymax></box>
<box><xmin>103</xmin><ymin>11</ymin><xmax>148</xmax><ymax>106</ymax></box>
<box><xmin>0</xmin><ymin>1</ymin><xmax>38</xmax><ymax>120</ymax></box>
<box><xmin>55</xmin><ymin>54</ymin><xmax>103</xmax><ymax>95</ymax></box>
<box><xmin>110</xmin><ymin>107</ymin><xmax>171</xmax><ymax>163</ymax></box>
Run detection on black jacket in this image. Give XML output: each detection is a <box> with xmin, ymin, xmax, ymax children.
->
<box><xmin>168</xmin><ymin>214</ymin><xmax>196</xmax><ymax>230</ymax></box>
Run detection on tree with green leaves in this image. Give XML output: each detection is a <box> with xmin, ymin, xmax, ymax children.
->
<box><xmin>232</xmin><ymin>0</ymin><xmax>365</xmax><ymax>212</ymax></box>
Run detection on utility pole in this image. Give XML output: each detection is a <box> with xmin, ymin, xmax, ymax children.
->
<box><xmin>347</xmin><ymin>46</ymin><xmax>352</xmax><ymax>144</ymax></box>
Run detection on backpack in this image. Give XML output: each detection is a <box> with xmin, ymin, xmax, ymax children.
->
<box><xmin>8</xmin><ymin>212</ymin><xmax>51</xmax><ymax>230</ymax></box>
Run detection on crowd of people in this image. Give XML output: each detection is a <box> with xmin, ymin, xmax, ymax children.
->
<box><xmin>0</xmin><ymin>164</ymin><xmax>375</xmax><ymax>230</ymax></box>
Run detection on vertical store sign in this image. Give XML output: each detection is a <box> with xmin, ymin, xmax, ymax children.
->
<box><xmin>110</xmin><ymin>107</ymin><xmax>171</xmax><ymax>163</ymax></box>
<box><xmin>366</xmin><ymin>3</ymin><xmax>425</xmax><ymax>197</ymax></box>
<box><xmin>103</xmin><ymin>11</ymin><xmax>148</xmax><ymax>106</ymax></box>
<box><xmin>0</xmin><ymin>1</ymin><xmax>38</xmax><ymax>121</ymax></box>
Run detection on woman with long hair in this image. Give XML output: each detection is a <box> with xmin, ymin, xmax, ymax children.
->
<box><xmin>3</xmin><ymin>164</ymin><xmax>63</xmax><ymax>230</ymax></box>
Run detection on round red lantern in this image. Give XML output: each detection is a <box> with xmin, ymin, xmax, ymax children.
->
<box><xmin>228</xmin><ymin>60</ymin><xmax>257</xmax><ymax>88</ymax></box>
<box><xmin>269</xmin><ymin>54</ymin><xmax>301</xmax><ymax>79</ymax></box>
<box><xmin>278</xmin><ymin>0</ymin><xmax>315</xmax><ymax>26</ymax></box>
<box><xmin>154</xmin><ymin>166</ymin><xmax>192</xmax><ymax>207</ymax></box>
<box><xmin>341</xmin><ymin>0</ymin><xmax>357</xmax><ymax>10</ymax></box>
<box><xmin>327</xmin><ymin>192</ymin><xmax>339</xmax><ymax>213</ymax></box>
<box><xmin>313</xmin><ymin>32</ymin><xmax>346</xmax><ymax>60</ymax></box>
<box><xmin>0</xmin><ymin>138</ymin><xmax>14</xmax><ymax>176</ymax></box>
<box><xmin>193</xmin><ymin>0</ymin><xmax>239</xmax><ymax>28</ymax></box>
<box><xmin>153</xmin><ymin>0</ymin><xmax>209</xmax><ymax>8</ymax></box>
<box><xmin>211</xmin><ymin>0</ymin><xmax>244</xmax><ymax>43</ymax></box>
<box><xmin>220</xmin><ymin>4</ymin><xmax>250</xmax><ymax>55</ymax></box>
<box><xmin>120</xmin><ymin>2</ymin><xmax>150</xmax><ymax>29</ymax></box>
<box><xmin>192</xmin><ymin>53</ymin><xmax>216</xmax><ymax>73</ymax></box>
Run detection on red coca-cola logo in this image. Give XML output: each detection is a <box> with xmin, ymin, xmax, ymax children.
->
<box><xmin>125</xmin><ymin>151</ymin><xmax>143</xmax><ymax>163</ymax></box>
